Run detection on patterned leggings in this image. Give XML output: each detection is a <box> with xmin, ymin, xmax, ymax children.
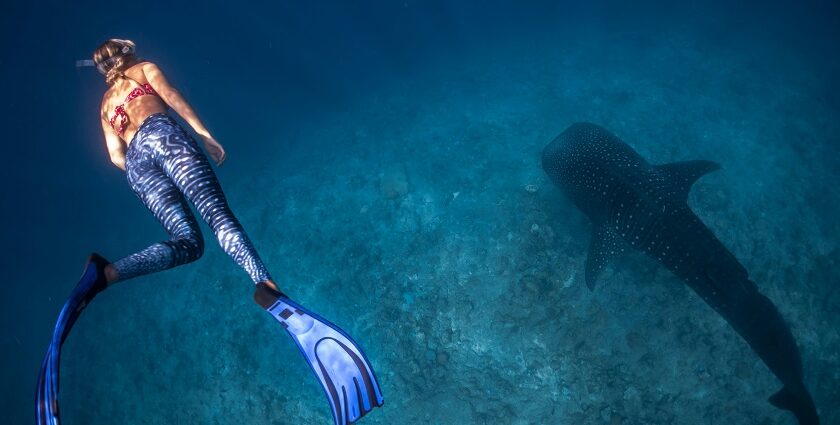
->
<box><xmin>112</xmin><ymin>113</ymin><xmax>272</xmax><ymax>284</ymax></box>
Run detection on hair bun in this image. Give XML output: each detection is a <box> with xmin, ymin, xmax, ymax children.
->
<box><xmin>93</xmin><ymin>38</ymin><xmax>138</xmax><ymax>85</ymax></box>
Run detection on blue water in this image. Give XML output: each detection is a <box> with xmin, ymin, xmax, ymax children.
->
<box><xmin>2</xmin><ymin>1</ymin><xmax>839</xmax><ymax>424</ymax></box>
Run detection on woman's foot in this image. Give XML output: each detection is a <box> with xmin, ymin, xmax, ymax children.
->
<box><xmin>254</xmin><ymin>280</ymin><xmax>285</xmax><ymax>308</ymax></box>
<box><xmin>263</xmin><ymin>280</ymin><xmax>282</xmax><ymax>293</ymax></box>
<box><xmin>104</xmin><ymin>264</ymin><xmax>119</xmax><ymax>284</ymax></box>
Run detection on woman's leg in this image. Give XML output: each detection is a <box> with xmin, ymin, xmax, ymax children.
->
<box><xmin>160</xmin><ymin>132</ymin><xmax>273</xmax><ymax>284</ymax></box>
<box><xmin>111</xmin><ymin>165</ymin><xmax>205</xmax><ymax>282</ymax></box>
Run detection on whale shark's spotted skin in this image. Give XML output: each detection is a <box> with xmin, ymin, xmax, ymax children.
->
<box><xmin>542</xmin><ymin>123</ymin><xmax>733</xmax><ymax>291</ymax></box>
<box><xmin>542</xmin><ymin>122</ymin><xmax>819</xmax><ymax>424</ymax></box>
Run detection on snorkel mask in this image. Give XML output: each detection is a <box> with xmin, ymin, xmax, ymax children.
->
<box><xmin>76</xmin><ymin>44</ymin><xmax>135</xmax><ymax>75</ymax></box>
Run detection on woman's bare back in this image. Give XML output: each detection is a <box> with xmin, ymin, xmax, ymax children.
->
<box><xmin>100</xmin><ymin>62</ymin><xmax>167</xmax><ymax>145</ymax></box>
<box><xmin>99</xmin><ymin>60</ymin><xmax>225</xmax><ymax>170</ymax></box>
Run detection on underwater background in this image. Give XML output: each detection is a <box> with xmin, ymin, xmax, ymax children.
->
<box><xmin>1</xmin><ymin>0</ymin><xmax>838</xmax><ymax>424</ymax></box>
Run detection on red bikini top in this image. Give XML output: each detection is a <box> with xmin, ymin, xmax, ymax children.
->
<box><xmin>109</xmin><ymin>79</ymin><xmax>159</xmax><ymax>136</ymax></box>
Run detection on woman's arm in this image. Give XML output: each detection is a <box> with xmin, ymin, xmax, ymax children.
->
<box><xmin>142</xmin><ymin>62</ymin><xmax>210</xmax><ymax>138</ymax></box>
<box><xmin>100</xmin><ymin>105</ymin><xmax>126</xmax><ymax>170</ymax></box>
<box><xmin>142</xmin><ymin>62</ymin><xmax>226</xmax><ymax>165</ymax></box>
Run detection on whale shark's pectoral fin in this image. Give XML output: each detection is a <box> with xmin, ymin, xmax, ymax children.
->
<box><xmin>585</xmin><ymin>224</ymin><xmax>622</xmax><ymax>290</ymax></box>
<box><xmin>654</xmin><ymin>160</ymin><xmax>721</xmax><ymax>202</ymax></box>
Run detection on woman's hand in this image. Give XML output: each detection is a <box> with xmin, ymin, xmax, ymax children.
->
<box><xmin>201</xmin><ymin>135</ymin><xmax>227</xmax><ymax>166</ymax></box>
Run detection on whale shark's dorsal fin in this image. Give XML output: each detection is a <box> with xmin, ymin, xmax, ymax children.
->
<box><xmin>654</xmin><ymin>160</ymin><xmax>721</xmax><ymax>202</ymax></box>
<box><xmin>585</xmin><ymin>224</ymin><xmax>623</xmax><ymax>290</ymax></box>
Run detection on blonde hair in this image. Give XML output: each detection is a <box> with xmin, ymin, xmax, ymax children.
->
<box><xmin>93</xmin><ymin>39</ymin><xmax>138</xmax><ymax>85</ymax></box>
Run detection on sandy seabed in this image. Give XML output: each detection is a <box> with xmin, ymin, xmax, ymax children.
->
<box><xmin>62</xmin><ymin>27</ymin><xmax>839</xmax><ymax>425</ymax></box>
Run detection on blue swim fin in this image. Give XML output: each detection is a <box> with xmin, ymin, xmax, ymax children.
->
<box><xmin>254</xmin><ymin>282</ymin><xmax>384</xmax><ymax>425</ymax></box>
<box><xmin>36</xmin><ymin>253</ymin><xmax>109</xmax><ymax>425</ymax></box>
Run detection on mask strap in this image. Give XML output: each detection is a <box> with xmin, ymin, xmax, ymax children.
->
<box><xmin>77</xmin><ymin>44</ymin><xmax>135</xmax><ymax>75</ymax></box>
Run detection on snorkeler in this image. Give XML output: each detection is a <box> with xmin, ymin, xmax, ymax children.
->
<box><xmin>36</xmin><ymin>39</ymin><xmax>383</xmax><ymax>425</ymax></box>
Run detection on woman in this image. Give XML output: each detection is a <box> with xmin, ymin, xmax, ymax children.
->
<box><xmin>36</xmin><ymin>39</ymin><xmax>382</xmax><ymax>425</ymax></box>
<box><xmin>94</xmin><ymin>38</ymin><xmax>276</xmax><ymax>287</ymax></box>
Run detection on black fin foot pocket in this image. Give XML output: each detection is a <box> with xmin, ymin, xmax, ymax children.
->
<box><xmin>88</xmin><ymin>252</ymin><xmax>110</xmax><ymax>292</ymax></box>
<box><xmin>254</xmin><ymin>282</ymin><xmax>284</xmax><ymax>309</ymax></box>
<box><xmin>80</xmin><ymin>253</ymin><xmax>111</xmax><ymax>306</ymax></box>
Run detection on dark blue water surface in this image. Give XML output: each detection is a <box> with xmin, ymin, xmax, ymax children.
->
<box><xmin>2</xmin><ymin>1</ymin><xmax>838</xmax><ymax>424</ymax></box>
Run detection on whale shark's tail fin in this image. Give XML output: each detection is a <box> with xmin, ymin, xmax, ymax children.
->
<box><xmin>769</xmin><ymin>384</ymin><xmax>819</xmax><ymax>425</ymax></box>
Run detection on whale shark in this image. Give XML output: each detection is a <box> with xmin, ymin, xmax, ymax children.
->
<box><xmin>542</xmin><ymin>122</ymin><xmax>819</xmax><ymax>424</ymax></box>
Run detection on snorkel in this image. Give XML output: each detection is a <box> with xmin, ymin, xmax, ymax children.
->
<box><xmin>76</xmin><ymin>44</ymin><xmax>135</xmax><ymax>75</ymax></box>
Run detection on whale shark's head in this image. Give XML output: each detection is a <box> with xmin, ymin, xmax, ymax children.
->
<box><xmin>542</xmin><ymin>122</ymin><xmax>614</xmax><ymax>190</ymax></box>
